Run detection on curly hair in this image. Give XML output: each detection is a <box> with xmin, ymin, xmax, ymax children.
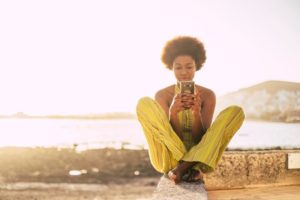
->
<box><xmin>161</xmin><ymin>36</ymin><xmax>206</xmax><ymax>71</ymax></box>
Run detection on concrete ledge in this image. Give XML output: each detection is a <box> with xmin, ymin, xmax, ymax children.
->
<box><xmin>205</xmin><ymin>150</ymin><xmax>300</xmax><ymax>190</ymax></box>
<box><xmin>152</xmin><ymin>175</ymin><xmax>207</xmax><ymax>200</ymax></box>
<box><xmin>151</xmin><ymin>150</ymin><xmax>300</xmax><ymax>199</ymax></box>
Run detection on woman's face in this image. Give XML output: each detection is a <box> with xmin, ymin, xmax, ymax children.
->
<box><xmin>172</xmin><ymin>55</ymin><xmax>196</xmax><ymax>82</ymax></box>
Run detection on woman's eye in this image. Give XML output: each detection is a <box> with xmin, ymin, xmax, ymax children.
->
<box><xmin>187</xmin><ymin>65</ymin><xmax>195</xmax><ymax>69</ymax></box>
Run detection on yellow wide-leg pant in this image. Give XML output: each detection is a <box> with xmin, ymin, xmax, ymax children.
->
<box><xmin>136</xmin><ymin>97</ymin><xmax>245</xmax><ymax>173</ymax></box>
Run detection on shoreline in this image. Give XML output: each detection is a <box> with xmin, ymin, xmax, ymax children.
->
<box><xmin>0</xmin><ymin>179</ymin><xmax>158</xmax><ymax>200</ymax></box>
<box><xmin>1</xmin><ymin>147</ymin><xmax>300</xmax><ymax>199</ymax></box>
<box><xmin>1</xmin><ymin>147</ymin><xmax>300</xmax><ymax>186</ymax></box>
<box><xmin>0</xmin><ymin>147</ymin><xmax>160</xmax><ymax>184</ymax></box>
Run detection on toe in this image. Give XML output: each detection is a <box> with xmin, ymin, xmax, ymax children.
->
<box><xmin>168</xmin><ymin>171</ymin><xmax>176</xmax><ymax>180</ymax></box>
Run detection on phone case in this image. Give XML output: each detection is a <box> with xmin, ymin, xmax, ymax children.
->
<box><xmin>180</xmin><ymin>81</ymin><xmax>195</xmax><ymax>94</ymax></box>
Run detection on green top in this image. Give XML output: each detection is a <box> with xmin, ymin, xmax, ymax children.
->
<box><xmin>175</xmin><ymin>85</ymin><xmax>195</xmax><ymax>150</ymax></box>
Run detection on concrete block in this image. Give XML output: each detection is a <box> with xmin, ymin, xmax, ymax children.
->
<box><xmin>152</xmin><ymin>175</ymin><xmax>207</xmax><ymax>200</ymax></box>
<box><xmin>288</xmin><ymin>153</ymin><xmax>300</xmax><ymax>169</ymax></box>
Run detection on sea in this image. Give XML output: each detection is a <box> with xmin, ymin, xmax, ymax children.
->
<box><xmin>0</xmin><ymin>118</ymin><xmax>299</xmax><ymax>151</ymax></box>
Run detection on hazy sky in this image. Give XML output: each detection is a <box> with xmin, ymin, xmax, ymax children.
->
<box><xmin>0</xmin><ymin>0</ymin><xmax>299</xmax><ymax>115</ymax></box>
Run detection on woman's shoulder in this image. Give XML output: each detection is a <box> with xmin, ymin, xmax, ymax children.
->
<box><xmin>155</xmin><ymin>85</ymin><xmax>175</xmax><ymax>100</ymax></box>
<box><xmin>195</xmin><ymin>85</ymin><xmax>216</xmax><ymax>100</ymax></box>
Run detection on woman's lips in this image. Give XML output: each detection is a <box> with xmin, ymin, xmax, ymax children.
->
<box><xmin>180</xmin><ymin>78</ymin><xmax>191</xmax><ymax>81</ymax></box>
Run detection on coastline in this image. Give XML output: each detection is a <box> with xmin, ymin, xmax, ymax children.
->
<box><xmin>1</xmin><ymin>147</ymin><xmax>300</xmax><ymax>185</ymax></box>
<box><xmin>1</xmin><ymin>147</ymin><xmax>300</xmax><ymax>199</ymax></box>
<box><xmin>0</xmin><ymin>147</ymin><xmax>159</xmax><ymax>200</ymax></box>
<box><xmin>0</xmin><ymin>147</ymin><xmax>160</xmax><ymax>184</ymax></box>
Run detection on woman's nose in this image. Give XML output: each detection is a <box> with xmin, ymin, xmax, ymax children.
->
<box><xmin>181</xmin><ymin>70</ymin><xmax>187</xmax><ymax>74</ymax></box>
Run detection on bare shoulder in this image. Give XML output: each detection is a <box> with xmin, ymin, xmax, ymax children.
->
<box><xmin>154</xmin><ymin>85</ymin><xmax>175</xmax><ymax>108</ymax></box>
<box><xmin>155</xmin><ymin>85</ymin><xmax>174</xmax><ymax>100</ymax></box>
<box><xmin>195</xmin><ymin>85</ymin><xmax>216</xmax><ymax>102</ymax></box>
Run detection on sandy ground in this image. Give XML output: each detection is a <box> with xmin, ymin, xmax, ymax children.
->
<box><xmin>1</xmin><ymin>182</ymin><xmax>300</xmax><ymax>200</ymax></box>
<box><xmin>0</xmin><ymin>147</ymin><xmax>159</xmax><ymax>200</ymax></box>
<box><xmin>1</xmin><ymin>147</ymin><xmax>300</xmax><ymax>200</ymax></box>
<box><xmin>207</xmin><ymin>185</ymin><xmax>300</xmax><ymax>200</ymax></box>
<box><xmin>0</xmin><ymin>178</ymin><xmax>158</xmax><ymax>200</ymax></box>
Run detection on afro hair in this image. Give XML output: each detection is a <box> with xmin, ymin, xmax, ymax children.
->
<box><xmin>161</xmin><ymin>36</ymin><xmax>206</xmax><ymax>71</ymax></box>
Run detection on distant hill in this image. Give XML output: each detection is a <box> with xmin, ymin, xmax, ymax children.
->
<box><xmin>235</xmin><ymin>80</ymin><xmax>300</xmax><ymax>94</ymax></box>
<box><xmin>0</xmin><ymin>112</ymin><xmax>136</xmax><ymax>120</ymax></box>
<box><xmin>216</xmin><ymin>80</ymin><xmax>300</xmax><ymax>123</ymax></box>
<box><xmin>45</xmin><ymin>112</ymin><xmax>137</xmax><ymax>120</ymax></box>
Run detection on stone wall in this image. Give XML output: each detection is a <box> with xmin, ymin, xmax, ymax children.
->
<box><xmin>205</xmin><ymin>150</ymin><xmax>300</xmax><ymax>190</ymax></box>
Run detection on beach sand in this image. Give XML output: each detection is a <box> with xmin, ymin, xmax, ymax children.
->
<box><xmin>0</xmin><ymin>178</ymin><xmax>157</xmax><ymax>200</ymax></box>
<box><xmin>0</xmin><ymin>147</ymin><xmax>160</xmax><ymax>183</ymax></box>
<box><xmin>1</xmin><ymin>147</ymin><xmax>300</xmax><ymax>200</ymax></box>
<box><xmin>0</xmin><ymin>147</ymin><xmax>158</xmax><ymax>200</ymax></box>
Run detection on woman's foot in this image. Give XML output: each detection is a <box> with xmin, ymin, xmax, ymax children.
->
<box><xmin>183</xmin><ymin>169</ymin><xmax>204</xmax><ymax>183</ymax></box>
<box><xmin>168</xmin><ymin>169</ymin><xmax>182</xmax><ymax>184</ymax></box>
<box><xmin>167</xmin><ymin>161</ymin><xmax>197</xmax><ymax>184</ymax></box>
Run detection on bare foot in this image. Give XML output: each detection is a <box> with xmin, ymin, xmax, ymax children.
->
<box><xmin>168</xmin><ymin>161</ymin><xmax>197</xmax><ymax>184</ymax></box>
<box><xmin>186</xmin><ymin>169</ymin><xmax>204</xmax><ymax>183</ymax></box>
<box><xmin>168</xmin><ymin>167</ymin><xmax>182</xmax><ymax>184</ymax></box>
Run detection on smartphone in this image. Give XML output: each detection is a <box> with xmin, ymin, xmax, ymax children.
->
<box><xmin>180</xmin><ymin>81</ymin><xmax>195</xmax><ymax>94</ymax></box>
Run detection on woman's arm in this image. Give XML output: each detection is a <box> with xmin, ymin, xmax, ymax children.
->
<box><xmin>155</xmin><ymin>91</ymin><xmax>184</xmax><ymax>140</ymax></box>
<box><xmin>201</xmin><ymin>90</ymin><xmax>216</xmax><ymax>130</ymax></box>
<box><xmin>191</xmin><ymin>89</ymin><xmax>216</xmax><ymax>142</ymax></box>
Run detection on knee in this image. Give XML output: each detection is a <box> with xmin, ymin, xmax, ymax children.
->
<box><xmin>223</xmin><ymin>105</ymin><xmax>245</xmax><ymax>117</ymax></box>
<box><xmin>227</xmin><ymin>105</ymin><xmax>243</xmax><ymax>111</ymax></box>
<box><xmin>227</xmin><ymin>105</ymin><xmax>245</xmax><ymax>119</ymax></box>
<box><xmin>136</xmin><ymin>97</ymin><xmax>154</xmax><ymax>112</ymax></box>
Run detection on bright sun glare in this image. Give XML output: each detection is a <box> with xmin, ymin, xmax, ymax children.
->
<box><xmin>0</xmin><ymin>0</ymin><xmax>299</xmax><ymax>115</ymax></box>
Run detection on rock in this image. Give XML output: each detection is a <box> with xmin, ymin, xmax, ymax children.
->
<box><xmin>152</xmin><ymin>175</ymin><xmax>207</xmax><ymax>200</ymax></box>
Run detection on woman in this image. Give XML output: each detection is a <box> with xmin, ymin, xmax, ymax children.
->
<box><xmin>136</xmin><ymin>36</ymin><xmax>245</xmax><ymax>184</ymax></box>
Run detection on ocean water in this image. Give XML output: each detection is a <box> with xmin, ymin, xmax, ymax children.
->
<box><xmin>0</xmin><ymin>118</ymin><xmax>299</xmax><ymax>150</ymax></box>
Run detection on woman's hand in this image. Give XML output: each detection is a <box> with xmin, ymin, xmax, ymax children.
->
<box><xmin>169</xmin><ymin>94</ymin><xmax>186</xmax><ymax>117</ymax></box>
<box><xmin>180</xmin><ymin>93</ymin><xmax>195</xmax><ymax>109</ymax></box>
<box><xmin>169</xmin><ymin>92</ymin><xmax>197</xmax><ymax>116</ymax></box>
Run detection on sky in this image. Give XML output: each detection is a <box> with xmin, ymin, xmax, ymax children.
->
<box><xmin>0</xmin><ymin>0</ymin><xmax>299</xmax><ymax>115</ymax></box>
